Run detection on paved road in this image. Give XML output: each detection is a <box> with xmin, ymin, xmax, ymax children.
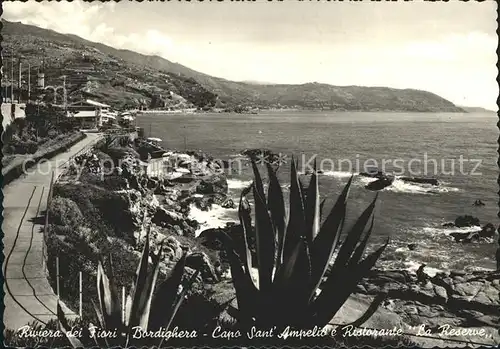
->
<box><xmin>3</xmin><ymin>133</ymin><xmax>101</xmax><ymax>331</ymax></box>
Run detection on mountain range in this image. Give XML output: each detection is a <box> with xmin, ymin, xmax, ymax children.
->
<box><xmin>3</xmin><ymin>20</ymin><xmax>465</xmax><ymax>112</ymax></box>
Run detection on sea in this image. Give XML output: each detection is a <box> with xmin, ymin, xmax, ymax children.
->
<box><xmin>137</xmin><ymin>111</ymin><xmax>499</xmax><ymax>275</ymax></box>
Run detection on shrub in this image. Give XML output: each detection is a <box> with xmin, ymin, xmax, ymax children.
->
<box><xmin>13</xmin><ymin>139</ymin><xmax>39</xmax><ymax>154</ymax></box>
<box><xmin>57</xmin><ymin>225</ymin><xmax>201</xmax><ymax>348</ymax></box>
<box><xmin>48</xmin><ymin>196</ymin><xmax>83</xmax><ymax>227</ymax></box>
<box><xmin>105</xmin><ymin>146</ymin><xmax>141</xmax><ymax>165</ymax></box>
<box><xmin>212</xmin><ymin>159</ymin><xmax>389</xmax><ymax>339</ymax></box>
<box><xmin>53</xmin><ymin>183</ymin><xmax>136</xmax><ymax>242</ymax></box>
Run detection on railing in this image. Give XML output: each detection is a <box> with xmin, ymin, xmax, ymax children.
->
<box><xmin>41</xmin><ymin>171</ymin><xmax>55</xmax><ymax>278</ymax></box>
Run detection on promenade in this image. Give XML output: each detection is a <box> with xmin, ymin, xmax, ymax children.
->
<box><xmin>3</xmin><ymin>133</ymin><xmax>100</xmax><ymax>331</ymax></box>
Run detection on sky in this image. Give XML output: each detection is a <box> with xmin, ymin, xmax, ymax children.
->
<box><xmin>3</xmin><ymin>0</ymin><xmax>498</xmax><ymax>110</ymax></box>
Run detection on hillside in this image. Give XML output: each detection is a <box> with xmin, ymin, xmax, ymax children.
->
<box><xmin>3</xmin><ymin>20</ymin><xmax>464</xmax><ymax>112</ymax></box>
<box><xmin>458</xmin><ymin>106</ymin><xmax>496</xmax><ymax>113</ymax></box>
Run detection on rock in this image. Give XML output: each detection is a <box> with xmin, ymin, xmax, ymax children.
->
<box><xmin>172</xmin><ymin>225</ymin><xmax>183</xmax><ymax>236</ymax></box>
<box><xmin>479</xmin><ymin>223</ymin><xmax>495</xmax><ymax>238</ymax></box>
<box><xmin>442</xmin><ymin>222</ymin><xmax>455</xmax><ymax>228</ymax></box>
<box><xmin>163</xmin><ymin>236</ymin><xmax>184</xmax><ymax>262</ymax></box>
<box><xmin>221</xmin><ymin>160</ymin><xmax>231</xmax><ymax>169</ymax></box>
<box><xmin>365</xmin><ymin>176</ymin><xmax>394</xmax><ymax>191</ymax></box>
<box><xmin>196</xmin><ymin>174</ymin><xmax>228</xmax><ymax>195</ymax></box>
<box><xmin>221</xmin><ymin>198</ymin><xmax>235</xmax><ymax>209</ymax></box>
<box><xmin>241</xmin><ymin>148</ymin><xmax>280</xmax><ymax>164</ymax></box>
<box><xmin>192</xmin><ymin>195</ymin><xmax>213</xmax><ymax>211</ymax></box>
<box><xmin>198</xmin><ymin>224</ymin><xmax>257</xmax><ymax>265</ymax></box>
<box><xmin>473</xmin><ymin>199</ymin><xmax>486</xmax><ymax>207</ymax></box>
<box><xmin>449</xmin><ymin>231</ymin><xmax>480</xmax><ymax>243</ymax></box>
<box><xmin>147</xmin><ymin>177</ymin><xmax>158</xmax><ymax>189</ymax></box>
<box><xmin>185</xmin><ymin>252</ymin><xmax>220</xmax><ymax>283</ymax></box>
<box><xmin>152</xmin><ymin>207</ymin><xmax>184</xmax><ymax>227</ymax></box>
<box><xmin>407</xmin><ymin>243</ymin><xmax>417</xmax><ymax>251</ymax></box>
<box><xmin>433</xmin><ymin>285</ymin><xmax>448</xmax><ymax>302</ymax></box>
<box><xmin>454</xmin><ymin>215</ymin><xmax>480</xmax><ymax>228</ymax></box>
<box><xmin>399</xmin><ymin>176</ymin><xmax>439</xmax><ymax>186</ymax></box>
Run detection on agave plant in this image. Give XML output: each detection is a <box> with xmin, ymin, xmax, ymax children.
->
<box><xmin>58</xmin><ymin>221</ymin><xmax>200</xmax><ymax>348</ymax></box>
<box><xmin>217</xmin><ymin>158</ymin><xmax>389</xmax><ymax>331</ymax></box>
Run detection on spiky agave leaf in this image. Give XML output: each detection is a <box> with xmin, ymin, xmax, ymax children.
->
<box><xmin>96</xmin><ymin>255</ymin><xmax>122</xmax><ymax>332</ymax></box>
<box><xmin>238</xmin><ymin>184</ymin><xmax>257</xmax><ymax>286</ymax></box>
<box><xmin>319</xmin><ymin>198</ymin><xmax>327</xmax><ymax>220</ymax></box>
<box><xmin>313</xmin><ymin>238</ymin><xmax>389</xmax><ymax>326</ymax></box>
<box><xmin>304</xmin><ymin>159</ymin><xmax>320</xmax><ymax>244</ymax></box>
<box><xmin>269</xmin><ymin>238</ymin><xmax>309</xmax><ymax>327</ymax></box>
<box><xmin>265</xmin><ymin>163</ymin><xmax>286</xmax><ymax>267</ymax></box>
<box><xmin>286</xmin><ymin>238</ymin><xmax>313</xmax><ymax>315</ymax></box>
<box><xmin>308</xmin><ymin>176</ymin><xmax>353</xmax><ymax>302</ymax></box>
<box><xmin>341</xmin><ymin>292</ymin><xmax>388</xmax><ymax>328</ymax></box>
<box><xmin>91</xmin><ymin>299</ymin><xmax>111</xmax><ymax>347</ymax></box>
<box><xmin>57</xmin><ymin>301</ymin><xmax>84</xmax><ymax>348</ymax></box>
<box><xmin>218</xmin><ymin>231</ymin><xmax>258</xmax><ymax>326</ymax></box>
<box><xmin>137</xmin><ymin>240</ymin><xmax>164</xmax><ymax>329</ymax></box>
<box><xmin>157</xmin><ymin>269</ymin><xmax>202</xmax><ymax>348</ymax></box>
<box><xmin>252</xmin><ymin>180</ymin><xmax>275</xmax><ymax>293</ymax></box>
<box><xmin>282</xmin><ymin>157</ymin><xmax>306</xmax><ymax>264</ymax></box>
<box><xmin>148</xmin><ymin>252</ymin><xmax>187</xmax><ymax>330</ymax></box>
<box><xmin>347</xmin><ymin>215</ymin><xmax>375</xmax><ymax>268</ymax></box>
<box><xmin>330</xmin><ymin>193</ymin><xmax>378</xmax><ymax>272</ymax></box>
<box><xmin>128</xmin><ymin>225</ymin><xmax>162</xmax><ymax>329</ymax></box>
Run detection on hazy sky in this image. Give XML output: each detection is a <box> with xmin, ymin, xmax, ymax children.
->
<box><xmin>4</xmin><ymin>0</ymin><xmax>498</xmax><ymax>110</ymax></box>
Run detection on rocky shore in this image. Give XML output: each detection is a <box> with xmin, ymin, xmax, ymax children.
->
<box><xmin>349</xmin><ymin>269</ymin><xmax>500</xmax><ymax>346</ymax></box>
<box><xmin>52</xmin><ymin>138</ymin><xmax>499</xmax><ymax>347</ymax></box>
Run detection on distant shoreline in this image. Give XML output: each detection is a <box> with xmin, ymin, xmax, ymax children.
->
<box><xmin>134</xmin><ymin>108</ymin><xmax>497</xmax><ymax>115</ymax></box>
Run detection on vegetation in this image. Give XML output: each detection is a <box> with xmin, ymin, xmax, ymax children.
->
<box><xmin>53</xmin><ymin>183</ymin><xmax>136</xmax><ymax>242</ymax></box>
<box><xmin>210</xmin><ymin>159</ymin><xmax>389</xmax><ymax>341</ymax></box>
<box><xmin>48</xmin><ymin>197</ymin><xmax>83</xmax><ymax>227</ymax></box>
<box><xmin>2</xmin><ymin>104</ymin><xmax>80</xmax><ymax>167</ymax></box>
<box><xmin>57</xmin><ymin>220</ymin><xmax>201</xmax><ymax>348</ymax></box>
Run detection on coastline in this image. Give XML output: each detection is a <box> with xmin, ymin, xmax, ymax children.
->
<box><xmin>39</xmin><ymin>135</ymin><xmax>499</xmax><ymax>348</ymax></box>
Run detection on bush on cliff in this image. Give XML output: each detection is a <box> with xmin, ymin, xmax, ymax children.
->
<box><xmin>48</xmin><ymin>197</ymin><xmax>83</xmax><ymax>227</ymax></box>
<box><xmin>53</xmin><ymin>183</ymin><xmax>136</xmax><ymax>243</ymax></box>
<box><xmin>105</xmin><ymin>146</ymin><xmax>141</xmax><ymax>166</ymax></box>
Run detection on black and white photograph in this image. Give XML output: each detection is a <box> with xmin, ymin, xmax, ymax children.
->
<box><xmin>1</xmin><ymin>0</ymin><xmax>499</xmax><ymax>347</ymax></box>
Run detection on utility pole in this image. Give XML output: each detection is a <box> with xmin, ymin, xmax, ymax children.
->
<box><xmin>28</xmin><ymin>63</ymin><xmax>31</xmax><ymax>101</ymax></box>
<box><xmin>62</xmin><ymin>75</ymin><xmax>67</xmax><ymax>110</ymax></box>
<box><xmin>18</xmin><ymin>60</ymin><xmax>22</xmax><ymax>103</ymax></box>
<box><xmin>11</xmin><ymin>56</ymin><xmax>14</xmax><ymax>103</ymax></box>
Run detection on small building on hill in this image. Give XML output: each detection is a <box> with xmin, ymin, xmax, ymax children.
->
<box><xmin>67</xmin><ymin>99</ymin><xmax>114</xmax><ymax>129</ymax></box>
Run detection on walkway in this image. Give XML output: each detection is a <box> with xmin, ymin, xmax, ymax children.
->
<box><xmin>3</xmin><ymin>132</ymin><xmax>101</xmax><ymax>331</ymax></box>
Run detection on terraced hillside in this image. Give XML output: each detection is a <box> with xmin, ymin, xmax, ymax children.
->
<box><xmin>3</xmin><ymin>20</ymin><xmax>463</xmax><ymax>112</ymax></box>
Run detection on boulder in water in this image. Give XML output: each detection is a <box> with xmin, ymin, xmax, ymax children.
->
<box><xmin>473</xmin><ymin>199</ymin><xmax>486</xmax><ymax>207</ymax></box>
<box><xmin>454</xmin><ymin>215</ymin><xmax>480</xmax><ymax>228</ymax></box>
<box><xmin>221</xmin><ymin>198</ymin><xmax>235</xmax><ymax>209</ymax></box>
<box><xmin>241</xmin><ymin>148</ymin><xmax>280</xmax><ymax>164</ymax></box>
<box><xmin>365</xmin><ymin>176</ymin><xmax>394</xmax><ymax>191</ymax></box>
<box><xmin>399</xmin><ymin>177</ymin><xmax>439</xmax><ymax>186</ymax></box>
<box><xmin>479</xmin><ymin>223</ymin><xmax>495</xmax><ymax>238</ymax></box>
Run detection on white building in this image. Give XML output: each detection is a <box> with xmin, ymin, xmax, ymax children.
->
<box><xmin>67</xmin><ymin>99</ymin><xmax>115</xmax><ymax>128</ymax></box>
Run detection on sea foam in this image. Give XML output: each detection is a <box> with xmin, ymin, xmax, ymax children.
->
<box><xmin>188</xmin><ymin>203</ymin><xmax>237</xmax><ymax>237</ymax></box>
